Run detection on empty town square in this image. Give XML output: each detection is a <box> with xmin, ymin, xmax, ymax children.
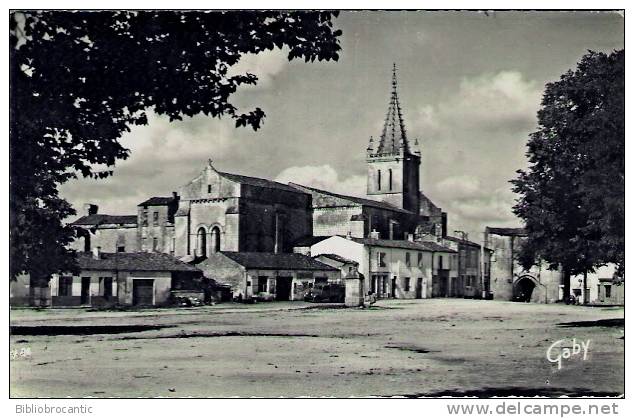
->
<box><xmin>10</xmin><ymin>299</ymin><xmax>624</xmax><ymax>398</ymax></box>
<box><xmin>9</xmin><ymin>9</ymin><xmax>625</xmax><ymax>406</ymax></box>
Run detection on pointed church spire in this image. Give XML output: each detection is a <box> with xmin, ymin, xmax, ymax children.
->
<box><xmin>376</xmin><ymin>63</ymin><xmax>409</xmax><ymax>155</ymax></box>
<box><xmin>366</xmin><ymin>135</ymin><xmax>374</xmax><ymax>154</ymax></box>
<box><xmin>413</xmin><ymin>138</ymin><xmax>421</xmax><ymax>155</ymax></box>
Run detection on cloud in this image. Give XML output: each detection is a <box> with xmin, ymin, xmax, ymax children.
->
<box><xmin>228</xmin><ymin>48</ymin><xmax>289</xmax><ymax>89</ymax></box>
<box><xmin>434</xmin><ymin>175</ymin><xmax>482</xmax><ymax>200</ymax></box>
<box><xmin>418</xmin><ymin>71</ymin><xmax>542</xmax><ymax>134</ymax></box>
<box><xmin>59</xmin><ymin>111</ymin><xmax>236</xmax><ymax>217</ymax></box>
<box><xmin>437</xmin><ymin>182</ymin><xmax>522</xmax><ymax>237</ymax></box>
<box><xmin>274</xmin><ymin>165</ymin><xmax>367</xmax><ymax>198</ymax></box>
<box><xmin>412</xmin><ymin>71</ymin><xmax>542</xmax><ymax>236</ymax></box>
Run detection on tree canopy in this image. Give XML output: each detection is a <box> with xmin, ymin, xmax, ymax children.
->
<box><xmin>511</xmin><ymin>49</ymin><xmax>624</xmax><ymax>293</ymax></box>
<box><xmin>9</xmin><ymin>10</ymin><xmax>342</xmax><ymax>282</ymax></box>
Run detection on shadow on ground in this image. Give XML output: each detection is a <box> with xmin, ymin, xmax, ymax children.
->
<box><xmin>557</xmin><ymin>318</ymin><xmax>624</xmax><ymax>328</ymax></box>
<box><xmin>10</xmin><ymin>325</ymin><xmax>171</xmax><ymax>336</ymax></box>
<box><xmin>396</xmin><ymin>387</ymin><xmax>624</xmax><ymax>398</ymax></box>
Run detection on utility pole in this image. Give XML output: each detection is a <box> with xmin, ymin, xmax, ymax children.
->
<box><xmin>480</xmin><ymin>234</ymin><xmax>485</xmax><ymax>299</ymax></box>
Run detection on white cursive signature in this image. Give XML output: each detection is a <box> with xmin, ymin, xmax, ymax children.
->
<box><xmin>546</xmin><ymin>338</ymin><xmax>590</xmax><ymax>370</ymax></box>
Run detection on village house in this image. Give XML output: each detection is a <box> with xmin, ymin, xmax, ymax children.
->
<box><xmin>137</xmin><ymin>194</ymin><xmax>180</xmax><ymax>254</ymax></box>
<box><xmin>438</xmin><ymin>235</ymin><xmax>493</xmax><ymax>299</ymax></box>
<box><xmin>312</xmin><ymin>253</ymin><xmax>358</xmax><ymax>283</ymax></box>
<box><xmin>21</xmin><ymin>249</ymin><xmax>202</xmax><ymax>307</ymax></box>
<box><xmin>195</xmin><ymin>252</ymin><xmax>340</xmax><ymax>301</ymax></box>
<box><xmin>592</xmin><ymin>276</ymin><xmax>625</xmax><ymax>305</ymax></box>
<box><xmin>69</xmin><ymin>204</ymin><xmax>138</xmax><ymax>253</ymax></box>
<box><xmin>306</xmin><ymin>234</ymin><xmax>457</xmax><ymax>300</ymax></box>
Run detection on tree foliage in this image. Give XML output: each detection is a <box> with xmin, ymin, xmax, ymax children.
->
<box><xmin>10</xmin><ymin>10</ymin><xmax>341</xmax><ymax>281</ymax></box>
<box><xmin>511</xmin><ymin>49</ymin><xmax>624</xmax><ymax>290</ymax></box>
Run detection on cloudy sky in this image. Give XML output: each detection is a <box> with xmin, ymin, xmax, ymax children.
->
<box><xmin>59</xmin><ymin>10</ymin><xmax>624</xmax><ymax>238</ymax></box>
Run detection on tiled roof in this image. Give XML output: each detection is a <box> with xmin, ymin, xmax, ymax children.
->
<box><xmin>315</xmin><ymin>253</ymin><xmax>359</xmax><ymax>265</ymax></box>
<box><xmin>71</xmin><ymin>214</ymin><xmax>137</xmax><ymax>226</ymax></box>
<box><xmin>350</xmin><ymin>237</ymin><xmax>456</xmax><ymax>253</ymax></box>
<box><xmin>486</xmin><ymin>227</ymin><xmax>527</xmax><ymax>236</ymax></box>
<box><xmin>138</xmin><ymin>196</ymin><xmax>177</xmax><ymax>206</ymax></box>
<box><xmin>217</xmin><ymin>252</ymin><xmax>339</xmax><ymax>271</ymax></box>
<box><xmin>288</xmin><ymin>183</ymin><xmax>412</xmax><ymax>214</ymax></box>
<box><xmin>77</xmin><ymin>252</ymin><xmax>201</xmax><ymax>272</ymax></box>
<box><xmin>444</xmin><ymin>236</ymin><xmax>493</xmax><ymax>252</ymax></box>
<box><xmin>219</xmin><ymin>172</ymin><xmax>307</xmax><ymax>194</ymax></box>
<box><xmin>292</xmin><ymin>235</ymin><xmax>332</xmax><ymax>247</ymax></box>
<box><xmin>418</xmin><ymin>241</ymin><xmax>459</xmax><ymax>253</ymax></box>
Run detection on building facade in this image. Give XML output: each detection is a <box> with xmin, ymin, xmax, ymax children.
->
<box><xmin>27</xmin><ymin>250</ymin><xmax>202</xmax><ymax>307</ymax></box>
<box><xmin>485</xmin><ymin>227</ymin><xmax>563</xmax><ymax>303</ymax></box>
<box><xmin>439</xmin><ymin>236</ymin><xmax>493</xmax><ymax>298</ymax></box>
<box><xmin>13</xmin><ymin>64</ymin><xmax>459</xmax><ymax>307</ymax></box>
<box><xmin>307</xmin><ymin>234</ymin><xmax>457</xmax><ymax>300</ymax></box>
<box><xmin>195</xmin><ymin>252</ymin><xmax>340</xmax><ymax>301</ymax></box>
<box><xmin>174</xmin><ymin>162</ymin><xmax>313</xmax><ymax>258</ymax></box>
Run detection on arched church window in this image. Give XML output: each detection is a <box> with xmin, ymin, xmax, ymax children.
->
<box><xmin>197</xmin><ymin>227</ymin><xmax>207</xmax><ymax>257</ymax></box>
<box><xmin>388</xmin><ymin>169</ymin><xmax>393</xmax><ymax>190</ymax></box>
<box><xmin>210</xmin><ymin>226</ymin><xmax>221</xmax><ymax>253</ymax></box>
<box><xmin>377</xmin><ymin>170</ymin><xmax>382</xmax><ymax>191</ymax></box>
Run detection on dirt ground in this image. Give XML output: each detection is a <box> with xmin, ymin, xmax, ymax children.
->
<box><xmin>9</xmin><ymin>299</ymin><xmax>624</xmax><ymax>398</ymax></box>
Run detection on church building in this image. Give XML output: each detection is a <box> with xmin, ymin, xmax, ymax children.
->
<box><xmin>54</xmin><ymin>64</ymin><xmax>454</xmax><ymax>303</ymax></box>
<box><xmin>70</xmin><ymin>64</ymin><xmax>446</xmax><ymax>259</ymax></box>
<box><xmin>290</xmin><ymin>64</ymin><xmax>446</xmax><ymax>242</ymax></box>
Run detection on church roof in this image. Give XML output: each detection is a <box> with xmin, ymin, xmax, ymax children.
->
<box><xmin>370</xmin><ymin>63</ymin><xmax>414</xmax><ymax>156</ymax></box>
<box><xmin>71</xmin><ymin>214</ymin><xmax>137</xmax><ymax>226</ymax></box>
<box><xmin>138</xmin><ymin>196</ymin><xmax>177</xmax><ymax>207</ymax></box>
<box><xmin>419</xmin><ymin>192</ymin><xmax>443</xmax><ymax>217</ymax></box>
<box><xmin>218</xmin><ymin>171</ymin><xmax>306</xmax><ymax>194</ymax></box>
<box><xmin>288</xmin><ymin>183</ymin><xmax>413</xmax><ymax>214</ymax></box>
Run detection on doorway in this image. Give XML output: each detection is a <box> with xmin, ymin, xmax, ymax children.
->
<box><xmin>416</xmin><ymin>278</ymin><xmax>423</xmax><ymax>299</ymax></box>
<box><xmin>133</xmin><ymin>279</ymin><xmax>154</xmax><ymax>306</ymax></box>
<box><xmin>80</xmin><ymin>277</ymin><xmax>91</xmax><ymax>304</ymax></box>
<box><xmin>439</xmin><ymin>277</ymin><xmax>449</xmax><ymax>297</ymax></box>
<box><xmin>514</xmin><ymin>276</ymin><xmax>536</xmax><ymax>302</ymax></box>
<box><xmin>391</xmin><ymin>277</ymin><xmax>397</xmax><ymax>298</ymax></box>
<box><xmin>103</xmin><ymin>277</ymin><xmax>113</xmax><ymax>300</ymax></box>
<box><xmin>275</xmin><ymin>277</ymin><xmax>293</xmax><ymax>301</ymax></box>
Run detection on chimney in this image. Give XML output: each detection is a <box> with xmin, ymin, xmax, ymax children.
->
<box><xmin>92</xmin><ymin>246</ymin><xmax>101</xmax><ymax>260</ymax></box>
<box><xmin>172</xmin><ymin>191</ymin><xmax>178</xmax><ymax>199</ymax></box>
<box><xmin>369</xmin><ymin>229</ymin><xmax>380</xmax><ymax>240</ymax></box>
<box><xmin>83</xmin><ymin>203</ymin><xmax>98</xmax><ymax>216</ymax></box>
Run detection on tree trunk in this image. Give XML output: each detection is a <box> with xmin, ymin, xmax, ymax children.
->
<box><xmin>28</xmin><ymin>272</ymin><xmax>51</xmax><ymax>307</ymax></box>
<box><xmin>562</xmin><ymin>268</ymin><xmax>571</xmax><ymax>303</ymax></box>
<box><xmin>583</xmin><ymin>271</ymin><xmax>589</xmax><ymax>305</ymax></box>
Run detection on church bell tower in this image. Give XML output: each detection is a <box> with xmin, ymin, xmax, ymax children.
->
<box><xmin>366</xmin><ymin>63</ymin><xmax>421</xmax><ymax>214</ymax></box>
